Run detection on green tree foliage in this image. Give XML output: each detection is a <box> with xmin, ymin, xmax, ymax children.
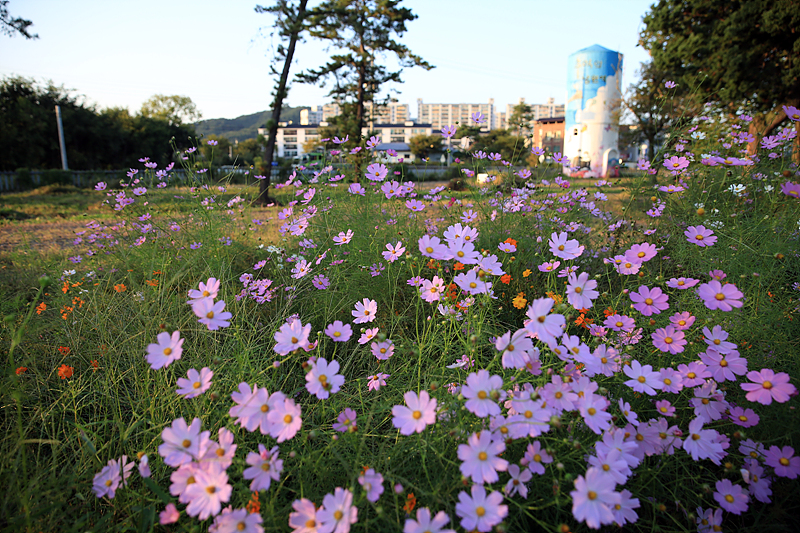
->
<box><xmin>640</xmin><ymin>0</ymin><xmax>800</xmax><ymax>153</ymax></box>
<box><xmin>255</xmin><ymin>0</ymin><xmax>310</xmax><ymax>205</ymax></box>
<box><xmin>0</xmin><ymin>77</ymin><xmax>194</xmax><ymax>171</ymax></box>
<box><xmin>296</xmin><ymin>0</ymin><xmax>433</xmax><ymax>141</ymax></box>
<box><xmin>622</xmin><ymin>61</ymin><xmax>699</xmax><ymax>162</ymax></box>
<box><xmin>140</xmin><ymin>94</ymin><xmax>202</xmax><ymax>126</ymax></box>
<box><xmin>0</xmin><ymin>0</ymin><xmax>37</xmax><ymax>39</ymax></box>
<box><xmin>466</xmin><ymin>130</ymin><xmax>527</xmax><ymax>165</ymax></box>
<box><xmin>408</xmin><ymin>134</ymin><xmax>443</xmax><ymax>160</ymax></box>
<box><xmin>507</xmin><ymin>101</ymin><xmax>534</xmax><ymax>138</ymax></box>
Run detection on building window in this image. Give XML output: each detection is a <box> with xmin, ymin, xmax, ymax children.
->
<box><xmin>284</xmin><ymin>129</ymin><xmax>297</xmax><ymax>135</ymax></box>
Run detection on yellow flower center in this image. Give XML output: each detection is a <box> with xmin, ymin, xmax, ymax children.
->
<box><xmin>334</xmin><ymin>331</ymin><xmax>341</xmax><ymax>337</ymax></box>
<box><xmin>715</xmin><ymin>293</ymin><xmax>725</xmax><ymax>301</ymax></box>
<box><xmin>615</xmin><ymin>321</ymin><xmax>623</xmax><ymax>328</ymax></box>
<box><xmin>478</xmin><ymin>452</ymin><xmax>488</xmax><ymax>461</ymax></box>
<box><xmin>182</xmin><ymin>439</ymin><xmax>191</xmax><ymax>448</ymax></box>
<box><xmin>261</xmin><ymin>404</ymin><xmax>269</xmax><ymax>413</ymax></box>
<box><xmin>558</xmin><ymin>245</ymin><xmax>565</xmax><ymax>251</ymax></box>
<box><xmin>206</xmin><ymin>486</ymin><xmax>216</xmax><ymax>494</ymax></box>
<box><xmin>588</xmin><ymin>407</ymin><xmax>597</xmax><ymax>416</ymax></box>
<box><xmin>763</xmin><ymin>381</ymin><xmax>773</xmax><ymax>389</ymax></box>
<box><xmin>725</xmin><ymin>494</ymin><xmax>734</xmax><ymax>503</ymax></box>
<box><xmin>603</xmin><ymin>464</ymin><xmax>610</xmax><ymax>471</ymax></box>
<box><xmin>412</xmin><ymin>410</ymin><xmax>422</xmax><ymax>420</ymax></box>
<box><xmin>645</xmin><ymin>298</ymin><xmax>653</xmax><ymax>305</ymax></box>
<box><xmin>478</xmin><ymin>391</ymin><xmax>488</xmax><ymax>399</ymax></box>
<box><xmin>739</xmin><ymin>415</ymin><xmax>748</xmax><ymax>422</ymax></box>
<box><xmin>164</xmin><ymin>348</ymin><xmax>172</xmax><ymax>355</ymax></box>
<box><xmin>216</xmin><ymin>448</ymin><xmax>225</xmax><ymax>457</ymax></box>
<box><xmin>334</xmin><ymin>510</ymin><xmax>343</xmax><ymax>521</ymax></box>
<box><xmin>555</xmin><ymin>391</ymin><xmax>563</xmax><ymax>399</ymax></box>
<box><xmin>664</xmin><ymin>378</ymin><xmax>672</xmax><ymax>385</ymax></box>
<box><xmin>306</xmin><ymin>520</ymin><xmax>316</xmax><ymax>528</ymax></box>
<box><xmin>206</xmin><ymin>311</ymin><xmax>214</xmax><ymax>319</ymax></box>
<box><xmin>193</xmin><ymin>381</ymin><xmax>201</xmax><ymax>389</ymax></box>
<box><xmin>291</xmin><ymin>337</ymin><xmax>298</xmax><ymax>344</ymax></box>
<box><xmin>574</xmin><ymin>287</ymin><xmax>582</xmax><ymax>293</ymax></box>
<box><xmin>587</xmin><ymin>491</ymin><xmax>597</xmax><ymax>500</ymax></box>
<box><xmin>284</xmin><ymin>414</ymin><xmax>293</xmax><ymax>423</ymax></box>
<box><xmin>261</xmin><ymin>462</ymin><xmax>270</xmax><ymax>471</ymax></box>
<box><xmin>664</xmin><ymin>337</ymin><xmax>673</xmax><ymax>344</ymax></box>
<box><xmin>638</xmin><ymin>376</ymin><xmax>646</xmax><ymax>383</ymax></box>
<box><xmin>780</xmin><ymin>457</ymin><xmax>790</xmax><ymax>466</ymax></box>
<box><xmin>475</xmin><ymin>506</ymin><xmax>486</xmax><ymax>517</ymax></box>
<box><xmin>533</xmin><ymin>454</ymin><xmax>541</xmax><ymax>462</ymax></box>
<box><xmin>426</xmin><ymin>247</ymin><xmax>433</xmax><ymax>253</ymax></box>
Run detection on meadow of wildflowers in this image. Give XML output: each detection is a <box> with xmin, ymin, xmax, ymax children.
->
<box><xmin>2</xmin><ymin>109</ymin><xmax>800</xmax><ymax>532</ymax></box>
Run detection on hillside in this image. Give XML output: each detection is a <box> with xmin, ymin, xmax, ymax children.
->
<box><xmin>193</xmin><ymin>106</ymin><xmax>307</xmax><ymax>141</ymax></box>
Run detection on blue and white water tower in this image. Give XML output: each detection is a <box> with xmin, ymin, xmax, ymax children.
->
<box><xmin>564</xmin><ymin>45</ymin><xmax>623</xmax><ymax>177</ymax></box>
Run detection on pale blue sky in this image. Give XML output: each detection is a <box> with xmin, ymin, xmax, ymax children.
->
<box><xmin>1</xmin><ymin>0</ymin><xmax>656</xmax><ymax>120</ymax></box>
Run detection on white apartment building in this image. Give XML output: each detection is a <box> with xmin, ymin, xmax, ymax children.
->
<box><xmin>319</xmin><ymin>101</ymin><xmax>410</xmax><ymax>124</ymax></box>
<box><xmin>259</xmin><ymin>121</ymin><xmax>434</xmax><ymax>160</ymax></box>
<box><xmin>416</xmin><ymin>98</ymin><xmax>497</xmax><ymax>131</ymax></box>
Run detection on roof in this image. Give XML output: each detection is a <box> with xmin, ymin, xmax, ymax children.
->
<box><xmin>577</xmin><ymin>44</ymin><xmax>618</xmax><ymax>54</ymax></box>
<box><xmin>375</xmin><ymin>142</ymin><xmax>410</xmax><ymax>151</ymax></box>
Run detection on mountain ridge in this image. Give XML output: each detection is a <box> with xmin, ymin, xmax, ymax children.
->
<box><xmin>193</xmin><ymin>106</ymin><xmax>308</xmax><ymax>141</ymax></box>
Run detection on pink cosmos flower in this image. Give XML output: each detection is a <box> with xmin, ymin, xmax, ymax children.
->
<box><xmin>274</xmin><ymin>319</ymin><xmax>312</xmax><ymax>355</ymax></box>
<box><xmin>713</xmin><ymin>479</ymin><xmax>749</xmax><ymax>515</ymax></box>
<box><xmin>333</xmin><ymin>408</ymin><xmax>357</xmax><ymax>433</ymax></box>
<box><xmin>570</xmin><ymin>467</ymin><xmax>621</xmax><ymax>530</ymax></box>
<box><xmin>358</xmin><ymin>468</ymin><xmax>384</xmax><ymax>503</ymax></box>
<box><xmin>404</xmin><ymin>508</ymin><xmax>454</xmax><ymax>533</ymax></box>
<box><xmin>702</xmin><ymin>325</ymin><xmax>737</xmax><ymax>353</ymax></box>
<box><xmin>663</xmin><ymin>155</ymin><xmax>690</xmax><ymax>171</ymax></box>
<box><xmin>332</xmin><ymin>229</ymin><xmax>354</xmax><ymax>245</ymax></box>
<box><xmin>159</xmin><ymin>417</ymin><xmax>209</xmax><ymax>467</ymax></box>
<box><xmin>462</xmin><ymin>370</ymin><xmax>505</xmax><ymax>418</ymax></box>
<box><xmin>604</xmin><ymin>314</ymin><xmax>635</xmax><ymax>332</ymax></box>
<box><xmin>729</xmin><ymin>406</ymin><xmax>759</xmax><ymax>428</ymax></box>
<box><xmin>579</xmin><ymin>394</ymin><xmax>613</xmax><ymax>434</ymax></box>
<box><xmin>697</xmin><ymin>280</ymin><xmax>744</xmax><ymax>311</ymax></box>
<box><xmin>780</xmin><ymin>181</ymin><xmax>800</xmax><ymax>198</ymax></box>
<box><xmin>455</xmin><ymin>484</ymin><xmax>507</xmax><ymax>533</ymax></box>
<box><xmin>187</xmin><ymin>277</ymin><xmax>220</xmax><ymax>302</ymax></box>
<box><xmin>159</xmin><ymin>503</ymin><xmax>180</xmax><ymax>525</ymax></box>
<box><xmin>324</xmin><ymin>321</ymin><xmax>352</xmax><ymax>342</ymax></box>
<box><xmin>146</xmin><ymin>331</ymin><xmax>184</xmax><ymax>370</ymax></box>
<box><xmin>496</xmin><ymin>329</ymin><xmax>534</xmax><ymax>369</ymax></box>
<box><xmin>371</xmin><ymin>339</ymin><xmax>394</xmax><ymax>360</ymax></box>
<box><xmin>678</xmin><ymin>361</ymin><xmax>712</xmax><ymax>387</ymax></box>
<box><xmin>365</xmin><ymin>163</ymin><xmax>388</xmax><ymax>181</ymax></box>
<box><xmin>419</xmin><ymin>276</ymin><xmax>446</xmax><ymax>303</ymax></box>
<box><xmin>176</xmin><ymin>367</ymin><xmax>213</xmax><ymax>398</ymax></box>
<box><xmin>183</xmin><ymin>463</ymin><xmax>232</xmax><ymax>520</ymax></box>
<box><xmin>243</xmin><ymin>444</ymin><xmax>283</xmax><ymax>491</ymax></box>
<box><xmin>289</xmin><ymin>498</ymin><xmax>320</xmax><ymax>533</ymax></box>
<box><xmin>623</xmin><ymin>360</ymin><xmax>663</xmax><ymax>396</ymax></box>
<box><xmin>699</xmin><ymin>348</ymin><xmax>747</xmax><ymax>382</ymax></box>
<box><xmin>741</xmin><ymin>369</ymin><xmax>796</xmax><ymax>404</ymax></box>
<box><xmin>655</xmin><ymin>400</ymin><xmax>676</xmax><ymax>417</ymax></box>
<box><xmin>192</xmin><ymin>298</ymin><xmax>232</xmax><ymax>330</ymax></box>
<box><xmin>669</xmin><ymin>311</ymin><xmax>695</xmax><ymax>330</ymax></box>
<box><xmin>382</xmin><ymin>241</ymin><xmax>405</xmax><ymax>262</ymax></box>
<box><xmin>317</xmin><ymin>487</ymin><xmax>357</xmax><ymax>533</ymax></box>
<box><xmin>392</xmin><ymin>390</ymin><xmax>437</xmax><ymax>435</ymax></box>
<box><xmin>685</xmin><ymin>225</ymin><xmax>717</xmax><ymax>246</ymax></box>
<box><xmin>358</xmin><ymin>327</ymin><xmax>378</xmax><ymax>345</ymax></box>
<box><xmin>683</xmin><ymin>418</ymin><xmax>724</xmax><ymax>464</ymax></box>
<box><xmin>457</xmin><ymin>431</ymin><xmax>508</xmax><ymax>483</ymax></box>
<box><xmin>524</xmin><ymin>297</ymin><xmax>566</xmax><ymax>347</ymax></box>
<box><xmin>651</xmin><ymin>326</ymin><xmax>686</xmax><ymax>354</ymax></box>
<box><xmin>566</xmin><ymin>272</ymin><xmax>599</xmax><ymax>309</ymax></box>
<box><xmin>548</xmin><ymin>231</ymin><xmax>584</xmax><ymax>259</ymax></box>
<box><xmin>504</xmin><ymin>463</ymin><xmax>533</xmax><ymax>498</ymax></box>
<box><xmin>306</xmin><ymin>358</ymin><xmax>344</xmax><ymax>400</ymax></box>
<box><xmin>92</xmin><ymin>457</ymin><xmax>133</xmax><ymax>499</ymax></box>
<box><xmin>267</xmin><ymin>397</ymin><xmax>302</xmax><ymax>442</ymax></box>
<box><xmin>352</xmin><ymin>298</ymin><xmax>377</xmax><ymax>324</ymax></box>
<box><xmin>454</xmin><ymin>269</ymin><xmax>491</xmax><ymax>295</ymax></box>
<box><xmin>418</xmin><ymin>235</ymin><xmax>452</xmax><ymax>260</ymax></box>
<box><xmin>367</xmin><ymin>373</ymin><xmax>389</xmax><ymax>391</ymax></box>
<box><xmin>765</xmin><ymin>445</ymin><xmax>800</xmax><ymax>479</ymax></box>
<box><xmin>696</xmin><ymin>507</ymin><xmax>722</xmax><ymax>533</ymax></box>
<box><xmin>630</xmin><ymin>285</ymin><xmax>669</xmax><ymax>316</ymax></box>
<box><xmin>523</xmin><ymin>440</ymin><xmax>553</xmax><ymax>475</ymax></box>
<box><xmin>666</xmin><ymin>277</ymin><xmax>699</xmax><ymax>290</ymax></box>
<box><xmin>229</xmin><ymin>384</ymin><xmax>285</xmax><ymax>434</ymax></box>
<box><xmin>209</xmin><ymin>508</ymin><xmax>263</xmax><ymax>533</ymax></box>
<box><xmin>625</xmin><ymin>243</ymin><xmax>658</xmax><ymax>263</ymax></box>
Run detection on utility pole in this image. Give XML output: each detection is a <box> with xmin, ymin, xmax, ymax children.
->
<box><xmin>55</xmin><ymin>105</ymin><xmax>68</xmax><ymax>170</ymax></box>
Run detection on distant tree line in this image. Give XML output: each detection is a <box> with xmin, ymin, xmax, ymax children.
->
<box><xmin>0</xmin><ymin>77</ymin><xmax>196</xmax><ymax>172</ymax></box>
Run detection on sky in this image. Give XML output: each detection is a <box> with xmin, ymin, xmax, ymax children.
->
<box><xmin>1</xmin><ymin>0</ymin><xmax>656</xmax><ymax>121</ymax></box>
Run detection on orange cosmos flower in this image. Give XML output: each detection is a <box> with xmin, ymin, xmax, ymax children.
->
<box><xmin>58</xmin><ymin>364</ymin><xmax>74</xmax><ymax>379</ymax></box>
<box><xmin>500</xmin><ymin>274</ymin><xmax>511</xmax><ymax>284</ymax></box>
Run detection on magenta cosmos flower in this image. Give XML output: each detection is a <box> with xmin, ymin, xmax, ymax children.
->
<box><xmin>663</xmin><ymin>155</ymin><xmax>690</xmax><ymax>171</ymax></box>
<box><xmin>404</xmin><ymin>507</ymin><xmax>454</xmax><ymax>533</ymax></box>
<box><xmin>274</xmin><ymin>319</ymin><xmax>312</xmax><ymax>355</ymax></box>
<box><xmin>697</xmin><ymin>280</ymin><xmax>743</xmax><ymax>311</ymax></box>
<box><xmin>457</xmin><ymin>430</ymin><xmax>508</xmax><ymax>484</ymax></box>
<box><xmin>524</xmin><ymin>297</ymin><xmax>566</xmax><ymax>347</ymax></box>
<box><xmin>566</xmin><ymin>272</ymin><xmax>599</xmax><ymax>310</ymax></box>
<box><xmin>780</xmin><ymin>181</ymin><xmax>800</xmax><ymax>198</ymax></box>
<box><xmin>651</xmin><ymin>326</ymin><xmax>686</xmax><ymax>354</ymax></box>
<box><xmin>765</xmin><ymin>445</ymin><xmax>800</xmax><ymax>479</ymax></box>
<box><xmin>192</xmin><ymin>298</ymin><xmax>232</xmax><ymax>331</ymax></box>
<box><xmin>392</xmin><ymin>390</ymin><xmax>437</xmax><ymax>435</ymax></box>
<box><xmin>741</xmin><ymin>368</ymin><xmax>796</xmax><ymax>405</ymax></box>
<box><xmin>630</xmin><ymin>285</ymin><xmax>669</xmax><ymax>316</ymax></box>
<box><xmin>570</xmin><ymin>467</ymin><xmax>621</xmax><ymax>529</ymax></box>
<box><xmin>685</xmin><ymin>225</ymin><xmax>717</xmax><ymax>247</ymax></box>
<box><xmin>713</xmin><ymin>479</ymin><xmax>749</xmax><ymax>515</ymax></box>
<box><xmin>352</xmin><ymin>298</ymin><xmax>377</xmax><ymax>324</ymax></box>
<box><xmin>548</xmin><ymin>232</ymin><xmax>584</xmax><ymax>260</ymax></box>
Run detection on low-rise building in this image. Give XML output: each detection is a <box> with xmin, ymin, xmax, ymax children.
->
<box><xmin>531</xmin><ymin>116</ymin><xmax>565</xmax><ymax>154</ymax></box>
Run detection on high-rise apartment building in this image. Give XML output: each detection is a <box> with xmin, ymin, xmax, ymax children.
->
<box><xmin>416</xmin><ymin>98</ymin><xmax>496</xmax><ymax>131</ymax></box>
<box><xmin>318</xmin><ymin>101</ymin><xmax>410</xmax><ymax>124</ymax></box>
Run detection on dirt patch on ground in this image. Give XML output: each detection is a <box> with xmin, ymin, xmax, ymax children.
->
<box><xmin>0</xmin><ymin>221</ymin><xmax>89</xmax><ymax>254</ymax></box>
